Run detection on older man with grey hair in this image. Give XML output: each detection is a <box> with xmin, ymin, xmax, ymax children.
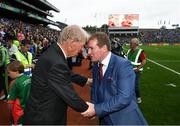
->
<box><xmin>23</xmin><ymin>25</ymin><xmax>90</xmax><ymax>125</ymax></box>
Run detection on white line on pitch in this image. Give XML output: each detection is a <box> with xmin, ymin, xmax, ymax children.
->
<box><xmin>147</xmin><ymin>58</ymin><xmax>180</xmax><ymax>76</ymax></box>
<box><xmin>153</xmin><ymin>60</ymin><xmax>180</xmax><ymax>63</ymax></box>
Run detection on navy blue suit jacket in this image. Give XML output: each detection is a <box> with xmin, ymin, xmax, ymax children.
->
<box><xmin>91</xmin><ymin>53</ymin><xmax>147</xmax><ymax>125</ymax></box>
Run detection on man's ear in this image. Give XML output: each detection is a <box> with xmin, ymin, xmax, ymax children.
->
<box><xmin>102</xmin><ymin>44</ymin><xmax>108</xmax><ymax>51</ymax></box>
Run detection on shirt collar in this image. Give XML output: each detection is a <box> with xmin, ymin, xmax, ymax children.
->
<box><xmin>101</xmin><ymin>52</ymin><xmax>111</xmax><ymax>67</ymax></box>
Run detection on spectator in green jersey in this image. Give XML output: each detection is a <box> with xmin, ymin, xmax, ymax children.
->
<box><xmin>7</xmin><ymin>60</ymin><xmax>31</xmax><ymax>125</ymax></box>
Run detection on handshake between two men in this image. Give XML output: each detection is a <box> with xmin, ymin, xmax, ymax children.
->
<box><xmin>81</xmin><ymin>102</ymin><xmax>96</xmax><ymax>119</ymax></box>
<box><xmin>80</xmin><ymin>78</ymin><xmax>96</xmax><ymax>119</ymax></box>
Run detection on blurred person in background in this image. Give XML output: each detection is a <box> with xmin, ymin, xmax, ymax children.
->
<box><xmin>7</xmin><ymin>60</ymin><xmax>31</xmax><ymax>125</ymax></box>
<box><xmin>7</xmin><ymin>36</ymin><xmax>19</xmax><ymax>57</ymax></box>
<box><xmin>0</xmin><ymin>36</ymin><xmax>10</xmax><ymax>100</ymax></box>
<box><xmin>11</xmin><ymin>40</ymin><xmax>34</xmax><ymax>77</ymax></box>
<box><xmin>17</xmin><ymin>30</ymin><xmax>25</xmax><ymax>42</ymax></box>
<box><xmin>40</xmin><ymin>38</ymin><xmax>50</xmax><ymax>54</ymax></box>
<box><xmin>127</xmin><ymin>38</ymin><xmax>147</xmax><ymax>103</ymax></box>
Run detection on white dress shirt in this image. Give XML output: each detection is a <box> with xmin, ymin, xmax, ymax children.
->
<box><xmin>100</xmin><ymin>52</ymin><xmax>111</xmax><ymax>76</ymax></box>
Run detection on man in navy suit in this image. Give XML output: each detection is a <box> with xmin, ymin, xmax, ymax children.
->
<box><xmin>81</xmin><ymin>32</ymin><xmax>147</xmax><ymax>125</ymax></box>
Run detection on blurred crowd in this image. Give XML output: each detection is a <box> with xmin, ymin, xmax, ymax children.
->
<box><xmin>0</xmin><ymin>18</ymin><xmax>60</xmax><ymax>100</ymax></box>
<box><xmin>0</xmin><ymin>18</ymin><xmax>59</xmax><ymax>59</ymax></box>
<box><xmin>139</xmin><ymin>28</ymin><xmax>180</xmax><ymax>43</ymax></box>
<box><xmin>108</xmin><ymin>27</ymin><xmax>180</xmax><ymax>47</ymax></box>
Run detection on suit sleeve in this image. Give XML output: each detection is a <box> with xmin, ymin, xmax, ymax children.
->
<box><xmin>48</xmin><ymin>64</ymin><xmax>88</xmax><ymax>112</ymax></box>
<box><xmin>71</xmin><ymin>72</ymin><xmax>87</xmax><ymax>87</ymax></box>
<box><xmin>91</xmin><ymin>65</ymin><xmax>98</xmax><ymax>103</ymax></box>
<box><xmin>95</xmin><ymin>60</ymin><xmax>135</xmax><ymax>117</ymax></box>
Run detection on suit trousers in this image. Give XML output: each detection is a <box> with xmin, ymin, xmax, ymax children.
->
<box><xmin>135</xmin><ymin>71</ymin><xmax>141</xmax><ymax>98</ymax></box>
<box><xmin>99</xmin><ymin>116</ymin><xmax>113</xmax><ymax>125</ymax></box>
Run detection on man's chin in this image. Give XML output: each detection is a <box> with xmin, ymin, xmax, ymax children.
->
<box><xmin>91</xmin><ymin>60</ymin><xmax>98</xmax><ymax>63</ymax></box>
<box><xmin>68</xmin><ymin>54</ymin><xmax>77</xmax><ymax>58</ymax></box>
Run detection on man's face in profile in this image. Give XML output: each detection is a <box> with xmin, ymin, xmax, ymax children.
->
<box><xmin>68</xmin><ymin>41</ymin><xmax>84</xmax><ymax>57</ymax></box>
<box><xmin>87</xmin><ymin>39</ymin><xmax>104</xmax><ymax>62</ymax></box>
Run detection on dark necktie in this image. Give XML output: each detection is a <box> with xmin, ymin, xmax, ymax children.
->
<box><xmin>99</xmin><ymin>63</ymin><xmax>103</xmax><ymax>80</ymax></box>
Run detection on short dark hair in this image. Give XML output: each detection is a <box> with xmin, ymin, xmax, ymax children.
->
<box><xmin>21</xmin><ymin>39</ymin><xmax>31</xmax><ymax>46</ymax></box>
<box><xmin>88</xmin><ymin>32</ymin><xmax>111</xmax><ymax>51</ymax></box>
<box><xmin>7</xmin><ymin>60</ymin><xmax>24</xmax><ymax>73</ymax></box>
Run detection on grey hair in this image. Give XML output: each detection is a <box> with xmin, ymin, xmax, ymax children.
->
<box><xmin>58</xmin><ymin>25</ymin><xmax>89</xmax><ymax>44</ymax></box>
<box><xmin>131</xmin><ymin>38</ymin><xmax>139</xmax><ymax>45</ymax></box>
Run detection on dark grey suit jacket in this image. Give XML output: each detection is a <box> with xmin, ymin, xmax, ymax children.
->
<box><xmin>23</xmin><ymin>43</ymin><xmax>88</xmax><ymax>125</ymax></box>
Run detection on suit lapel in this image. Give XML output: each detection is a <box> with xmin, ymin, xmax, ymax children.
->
<box><xmin>54</xmin><ymin>43</ymin><xmax>67</xmax><ymax>62</ymax></box>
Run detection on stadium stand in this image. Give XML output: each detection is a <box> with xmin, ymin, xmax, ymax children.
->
<box><xmin>0</xmin><ymin>0</ymin><xmax>67</xmax><ymax>28</ymax></box>
<box><xmin>0</xmin><ymin>0</ymin><xmax>67</xmax><ymax>124</ymax></box>
<box><xmin>84</xmin><ymin>25</ymin><xmax>180</xmax><ymax>44</ymax></box>
<box><xmin>139</xmin><ymin>28</ymin><xmax>180</xmax><ymax>43</ymax></box>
